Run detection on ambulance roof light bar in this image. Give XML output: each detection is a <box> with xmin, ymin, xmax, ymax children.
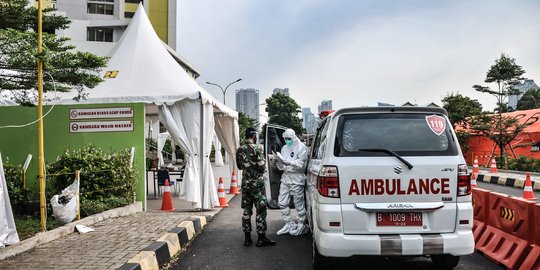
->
<box><xmin>319</xmin><ymin>110</ymin><xmax>335</xmax><ymax>119</ymax></box>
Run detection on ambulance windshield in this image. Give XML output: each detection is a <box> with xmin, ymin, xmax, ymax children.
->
<box><xmin>335</xmin><ymin>113</ymin><xmax>458</xmax><ymax>157</ymax></box>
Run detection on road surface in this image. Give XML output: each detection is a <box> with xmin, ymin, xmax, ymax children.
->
<box><xmin>168</xmin><ymin>195</ymin><xmax>503</xmax><ymax>270</ymax></box>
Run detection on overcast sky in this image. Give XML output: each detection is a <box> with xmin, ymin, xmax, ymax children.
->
<box><xmin>178</xmin><ymin>0</ymin><xmax>540</xmax><ymax>115</ymax></box>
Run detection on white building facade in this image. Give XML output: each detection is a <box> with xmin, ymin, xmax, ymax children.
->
<box><xmin>302</xmin><ymin>108</ymin><xmax>317</xmax><ymax>134</ymax></box>
<box><xmin>318</xmin><ymin>100</ymin><xmax>333</xmax><ymax>113</ymax></box>
<box><xmin>236</xmin><ymin>88</ymin><xmax>260</xmax><ymax>120</ymax></box>
<box><xmin>273</xmin><ymin>88</ymin><xmax>290</xmax><ymax>96</ymax></box>
<box><xmin>509</xmin><ymin>79</ymin><xmax>539</xmax><ymax>110</ymax></box>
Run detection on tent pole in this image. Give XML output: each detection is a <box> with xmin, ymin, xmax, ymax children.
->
<box><xmin>200</xmin><ymin>98</ymin><xmax>204</xmax><ymax>212</ymax></box>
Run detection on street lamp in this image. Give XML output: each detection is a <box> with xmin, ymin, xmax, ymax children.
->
<box><xmin>251</xmin><ymin>103</ymin><xmax>266</xmax><ymax>115</ymax></box>
<box><xmin>206</xmin><ymin>78</ymin><xmax>242</xmax><ymax>105</ymax></box>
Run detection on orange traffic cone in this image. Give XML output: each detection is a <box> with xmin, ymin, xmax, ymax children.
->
<box><xmin>228</xmin><ymin>170</ymin><xmax>240</xmax><ymax>194</ymax></box>
<box><xmin>161</xmin><ymin>179</ymin><xmax>176</xmax><ymax>211</ymax></box>
<box><xmin>216</xmin><ymin>177</ymin><xmax>229</xmax><ymax>207</ymax></box>
<box><xmin>471</xmin><ymin>173</ymin><xmax>478</xmax><ymax>188</ymax></box>
<box><xmin>473</xmin><ymin>156</ymin><xmax>480</xmax><ymax>174</ymax></box>
<box><xmin>490</xmin><ymin>158</ymin><xmax>498</xmax><ymax>173</ymax></box>
<box><xmin>523</xmin><ymin>172</ymin><xmax>536</xmax><ymax>200</ymax></box>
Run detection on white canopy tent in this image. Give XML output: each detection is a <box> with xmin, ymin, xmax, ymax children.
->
<box><xmin>0</xmin><ymin>153</ymin><xmax>20</xmax><ymax>248</ymax></box>
<box><xmin>53</xmin><ymin>4</ymin><xmax>239</xmax><ymax>209</ymax></box>
<box><xmin>212</xmin><ymin>132</ymin><xmax>224</xmax><ymax>167</ymax></box>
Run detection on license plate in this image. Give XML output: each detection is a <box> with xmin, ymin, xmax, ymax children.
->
<box><xmin>376</xmin><ymin>212</ymin><xmax>422</xmax><ymax>226</ymax></box>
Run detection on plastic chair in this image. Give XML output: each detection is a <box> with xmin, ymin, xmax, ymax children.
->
<box><xmin>157</xmin><ymin>169</ymin><xmax>171</xmax><ymax>186</ymax></box>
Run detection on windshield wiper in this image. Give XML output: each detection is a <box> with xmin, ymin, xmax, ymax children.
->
<box><xmin>357</xmin><ymin>148</ymin><xmax>413</xmax><ymax>170</ymax></box>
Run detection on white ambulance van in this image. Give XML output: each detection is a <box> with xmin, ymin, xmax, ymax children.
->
<box><xmin>306</xmin><ymin>107</ymin><xmax>474</xmax><ymax>269</ymax></box>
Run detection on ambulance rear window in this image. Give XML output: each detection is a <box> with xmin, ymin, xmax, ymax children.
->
<box><xmin>334</xmin><ymin>113</ymin><xmax>458</xmax><ymax>157</ymax></box>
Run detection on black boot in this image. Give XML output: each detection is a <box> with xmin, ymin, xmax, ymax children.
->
<box><xmin>244</xmin><ymin>232</ymin><xmax>253</xmax><ymax>246</ymax></box>
<box><xmin>256</xmin><ymin>233</ymin><xmax>276</xmax><ymax>247</ymax></box>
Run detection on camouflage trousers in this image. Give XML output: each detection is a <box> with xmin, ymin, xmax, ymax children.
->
<box><xmin>241</xmin><ymin>181</ymin><xmax>268</xmax><ymax>234</ymax></box>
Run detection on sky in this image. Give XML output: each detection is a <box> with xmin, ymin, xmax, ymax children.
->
<box><xmin>178</xmin><ymin>0</ymin><xmax>540</xmax><ymax>116</ymax></box>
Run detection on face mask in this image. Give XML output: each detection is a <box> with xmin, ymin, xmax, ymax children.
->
<box><xmin>285</xmin><ymin>139</ymin><xmax>293</xmax><ymax>146</ymax></box>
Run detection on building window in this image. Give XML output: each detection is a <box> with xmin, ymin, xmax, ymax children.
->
<box><xmin>87</xmin><ymin>27</ymin><xmax>113</xmax><ymax>42</ymax></box>
<box><xmin>124</xmin><ymin>12</ymin><xmax>135</xmax><ymax>18</ymax></box>
<box><xmin>87</xmin><ymin>3</ymin><xmax>114</xmax><ymax>15</ymax></box>
<box><xmin>125</xmin><ymin>0</ymin><xmax>143</xmax><ymax>3</ymax></box>
<box><xmin>532</xmin><ymin>143</ymin><xmax>540</xmax><ymax>152</ymax></box>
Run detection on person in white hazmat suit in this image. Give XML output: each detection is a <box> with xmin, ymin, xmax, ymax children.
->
<box><xmin>276</xmin><ymin>129</ymin><xmax>309</xmax><ymax>236</ymax></box>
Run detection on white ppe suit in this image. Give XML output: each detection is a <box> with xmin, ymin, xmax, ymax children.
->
<box><xmin>276</xmin><ymin>129</ymin><xmax>309</xmax><ymax>236</ymax></box>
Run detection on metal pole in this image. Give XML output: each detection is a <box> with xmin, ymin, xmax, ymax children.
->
<box><xmin>206</xmin><ymin>79</ymin><xmax>241</xmax><ymax>106</ymax></box>
<box><xmin>76</xmin><ymin>170</ymin><xmax>81</xmax><ymax>220</ymax></box>
<box><xmin>200</xmin><ymin>99</ymin><xmax>204</xmax><ymax>211</ymax></box>
<box><xmin>37</xmin><ymin>0</ymin><xmax>46</xmax><ymax>232</ymax></box>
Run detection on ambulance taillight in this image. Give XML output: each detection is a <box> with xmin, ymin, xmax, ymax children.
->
<box><xmin>457</xmin><ymin>164</ymin><xmax>471</xmax><ymax>196</ymax></box>
<box><xmin>317</xmin><ymin>166</ymin><xmax>340</xmax><ymax>198</ymax></box>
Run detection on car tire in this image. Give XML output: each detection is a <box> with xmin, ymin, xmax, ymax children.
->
<box><xmin>313</xmin><ymin>241</ymin><xmax>332</xmax><ymax>270</ymax></box>
<box><xmin>431</xmin><ymin>254</ymin><xmax>460</xmax><ymax>269</ymax></box>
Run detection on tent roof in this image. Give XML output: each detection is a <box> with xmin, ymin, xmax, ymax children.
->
<box><xmin>500</xmin><ymin>108</ymin><xmax>540</xmax><ymax>133</ymax></box>
<box><xmin>53</xmin><ymin>4</ymin><xmax>236</xmax><ymax>118</ymax></box>
<box><xmin>457</xmin><ymin>108</ymin><xmax>540</xmax><ymax>134</ymax></box>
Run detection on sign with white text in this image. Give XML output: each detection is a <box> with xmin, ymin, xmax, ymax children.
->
<box><xmin>69</xmin><ymin>120</ymin><xmax>134</xmax><ymax>133</ymax></box>
<box><xmin>69</xmin><ymin>107</ymin><xmax>134</xmax><ymax>120</ymax></box>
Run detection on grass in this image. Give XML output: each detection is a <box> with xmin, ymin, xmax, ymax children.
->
<box><xmin>14</xmin><ymin>215</ymin><xmax>62</xmax><ymax>240</ymax></box>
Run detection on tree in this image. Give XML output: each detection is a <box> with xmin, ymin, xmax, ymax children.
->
<box><xmin>469</xmin><ymin>114</ymin><xmax>527</xmax><ymax>167</ymax></box>
<box><xmin>441</xmin><ymin>92</ymin><xmax>482</xmax><ymax>128</ymax></box>
<box><xmin>238</xmin><ymin>112</ymin><xmax>259</xmax><ymax>144</ymax></box>
<box><xmin>517</xmin><ymin>88</ymin><xmax>540</xmax><ymax>110</ymax></box>
<box><xmin>441</xmin><ymin>93</ymin><xmax>483</xmax><ymax>153</ymax></box>
<box><xmin>473</xmin><ymin>54</ymin><xmax>526</xmax><ymax>113</ymax></box>
<box><xmin>0</xmin><ymin>0</ymin><xmax>107</xmax><ymax>105</ymax></box>
<box><xmin>473</xmin><ymin>53</ymin><xmax>526</xmax><ymax>161</ymax></box>
<box><xmin>265</xmin><ymin>93</ymin><xmax>305</xmax><ymax>135</ymax></box>
<box><xmin>494</xmin><ymin>102</ymin><xmax>514</xmax><ymax>113</ymax></box>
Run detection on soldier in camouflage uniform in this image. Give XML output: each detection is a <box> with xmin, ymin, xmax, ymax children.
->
<box><xmin>236</xmin><ymin>127</ymin><xmax>276</xmax><ymax>247</ymax></box>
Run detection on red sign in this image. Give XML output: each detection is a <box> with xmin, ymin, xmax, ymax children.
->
<box><xmin>69</xmin><ymin>107</ymin><xmax>134</xmax><ymax>120</ymax></box>
<box><xmin>376</xmin><ymin>212</ymin><xmax>422</xmax><ymax>226</ymax></box>
<box><xmin>348</xmin><ymin>178</ymin><xmax>451</xmax><ymax>196</ymax></box>
<box><xmin>69</xmin><ymin>120</ymin><xmax>133</xmax><ymax>133</ymax></box>
<box><xmin>426</xmin><ymin>115</ymin><xmax>446</xmax><ymax>136</ymax></box>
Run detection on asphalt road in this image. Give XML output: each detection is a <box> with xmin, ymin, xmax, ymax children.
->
<box><xmin>477</xmin><ymin>180</ymin><xmax>540</xmax><ymax>199</ymax></box>
<box><xmin>167</xmin><ymin>195</ymin><xmax>503</xmax><ymax>270</ymax></box>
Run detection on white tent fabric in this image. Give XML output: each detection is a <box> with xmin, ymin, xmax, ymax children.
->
<box><xmin>159</xmin><ymin>101</ymin><xmax>218</xmax><ymax>208</ymax></box>
<box><xmin>214</xmin><ymin>114</ymin><xmax>240</xmax><ymax>172</ymax></box>
<box><xmin>212</xmin><ymin>132</ymin><xmax>224</xmax><ymax>167</ymax></box>
<box><xmin>157</xmin><ymin>132</ymin><xmax>170</xmax><ymax>167</ymax></box>
<box><xmin>201</xmin><ymin>104</ymin><xmax>219</xmax><ymax>209</ymax></box>
<box><xmin>171</xmin><ymin>139</ymin><xmax>177</xmax><ymax>162</ymax></box>
<box><xmin>0</xmin><ymin>153</ymin><xmax>20</xmax><ymax>247</ymax></box>
<box><xmin>46</xmin><ymin>4</ymin><xmax>239</xmax><ymax>209</ymax></box>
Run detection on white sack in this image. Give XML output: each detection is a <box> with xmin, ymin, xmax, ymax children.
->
<box><xmin>51</xmin><ymin>179</ymin><xmax>79</xmax><ymax>225</ymax></box>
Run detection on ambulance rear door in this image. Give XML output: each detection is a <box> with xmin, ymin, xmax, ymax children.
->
<box><xmin>333</xmin><ymin>111</ymin><xmax>462</xmax><ymax>235</ymax></box>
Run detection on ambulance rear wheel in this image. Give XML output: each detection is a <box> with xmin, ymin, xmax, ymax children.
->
<box><xmin>312</xmin><ymin>241</ymin><xmax>332</xmax><ymax>270</ymax></box>
<box><xmin>431</xmin><ymin>254</ymin><xmax>460</xmax><ymax>269</ymax></box>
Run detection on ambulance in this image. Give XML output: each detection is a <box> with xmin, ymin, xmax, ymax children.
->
<box><xmin>306</xmin><ymin>107</ymin><xmax>474</xmax><ymax>269</ymax></box>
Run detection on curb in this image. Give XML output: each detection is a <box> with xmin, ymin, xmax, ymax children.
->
<box><xmin>117</xmin><ymin>214</ymin><xmax>212</xmax><ymax>270</ymax></box>
<box><xmin>0</xmin><ymin>202</ymin><xmax>143</xmax><ymax>261</ymax></box>
<box><xmin>477</xmin><ymin>173</ymin><xmax>540</xmax><ymax>191</ymax></box>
